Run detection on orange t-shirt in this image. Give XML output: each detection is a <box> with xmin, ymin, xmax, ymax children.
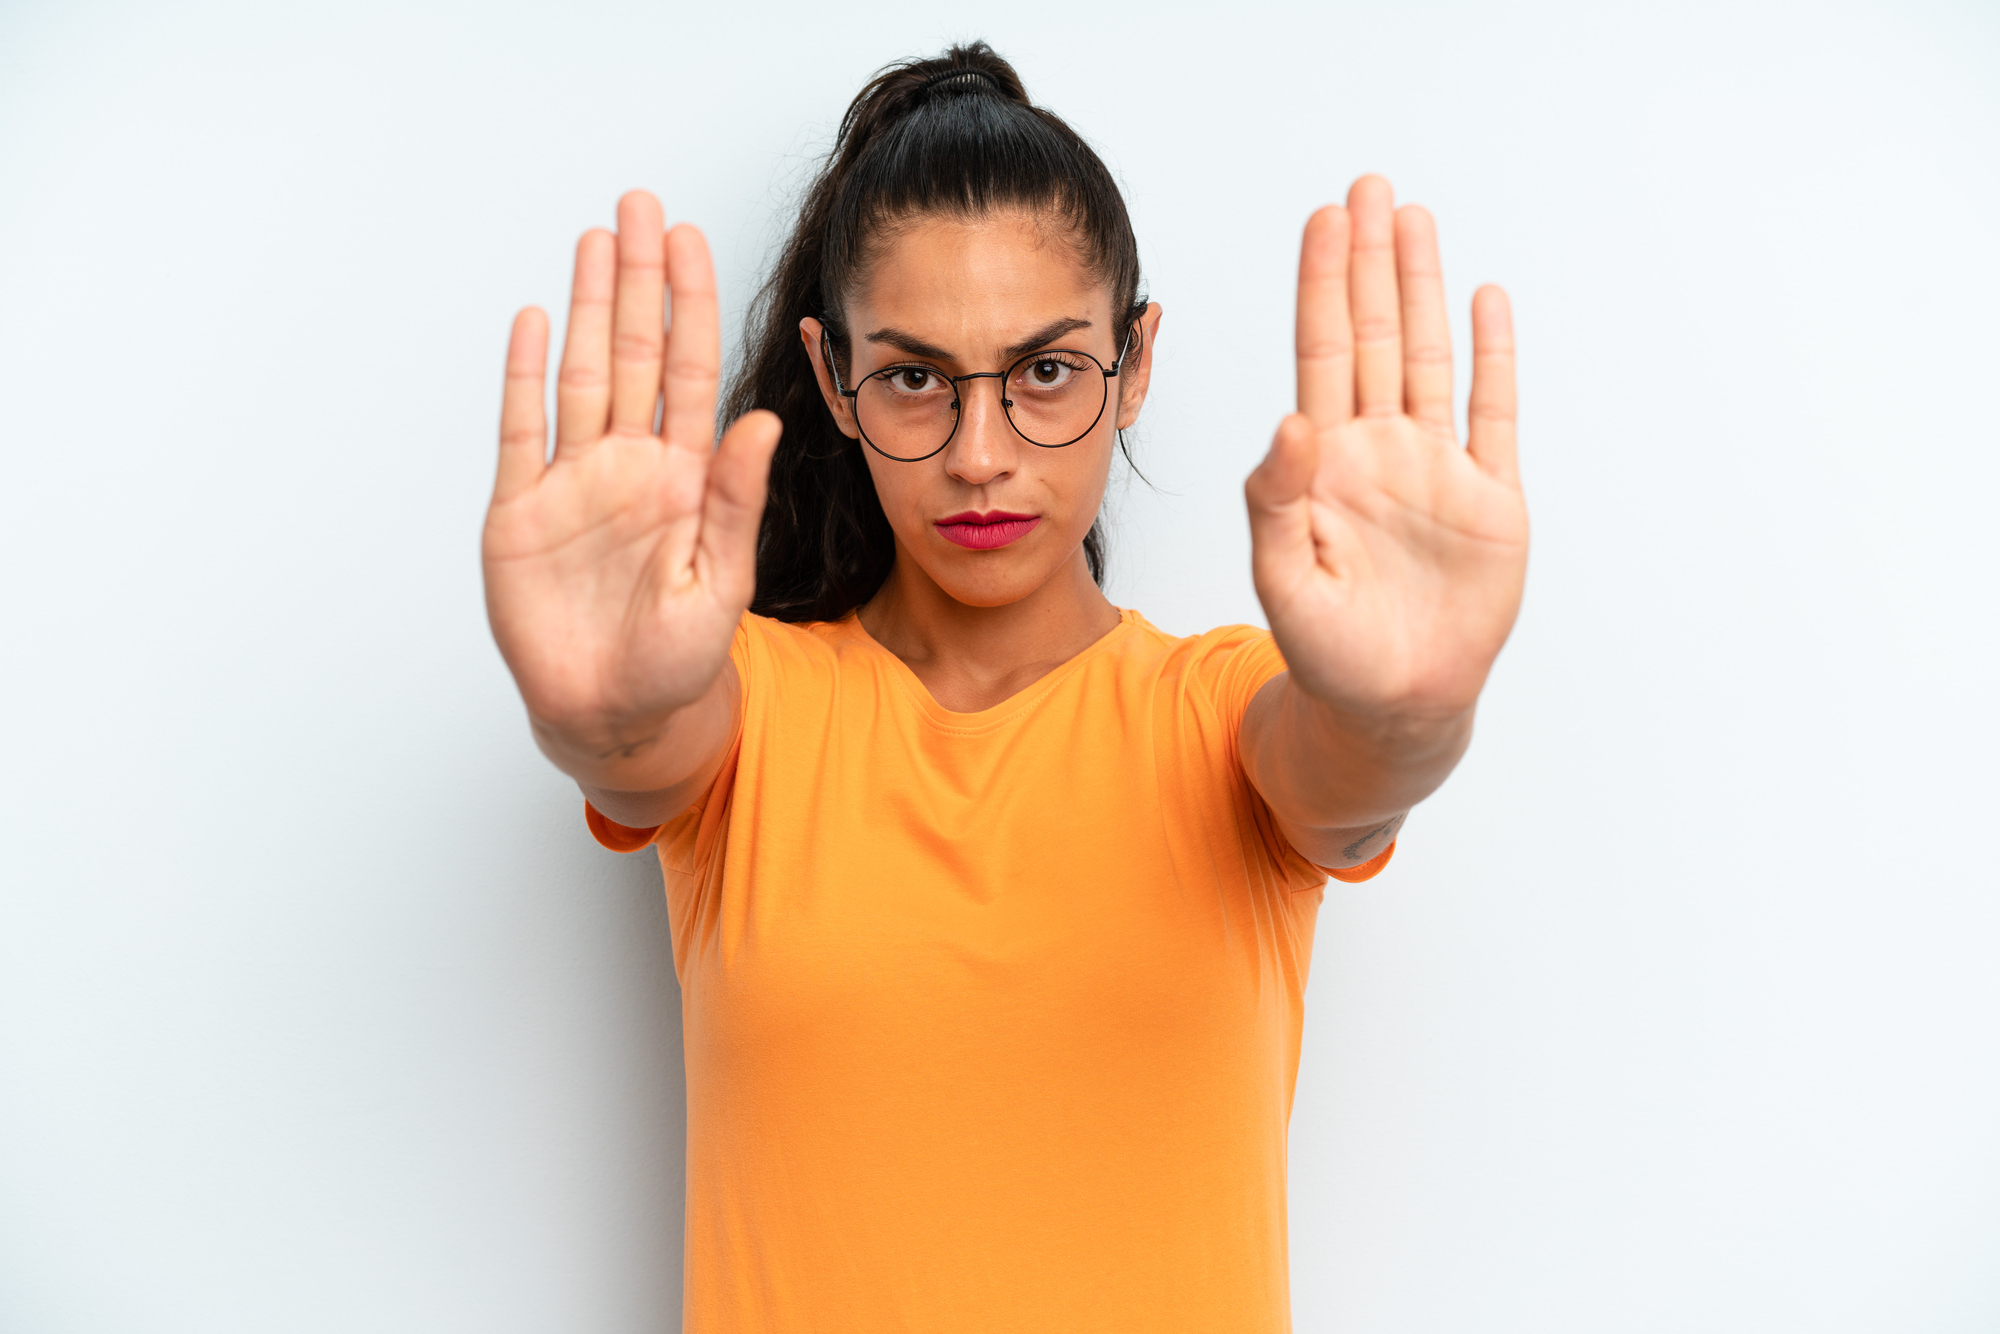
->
<box><xmin>588</xmin><ymin>609</ymin><xmax>1392</xmax><ymax>1333</ymax></box>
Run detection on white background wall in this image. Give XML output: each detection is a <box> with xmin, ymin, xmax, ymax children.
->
<box><xmin>3</xmin><ymin>1</ymin><xmax>1996</xmax><ymax>1329</ymax></box>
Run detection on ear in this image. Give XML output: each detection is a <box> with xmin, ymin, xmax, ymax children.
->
<box><xmin>1114</xmin><ymin>302</ymin><xmax>1163</xmax><ymax>431</ymax></box>
<box><xmin>799</xmin><ymin>317</ymin><xmax>861</xmax><ymax>440</ymax></box>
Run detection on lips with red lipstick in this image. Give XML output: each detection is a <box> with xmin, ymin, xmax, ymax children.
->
<box><xmin>933</xmin><ymin>510</ymin><xmax>1041</xmax><ymax>550</ymax></box>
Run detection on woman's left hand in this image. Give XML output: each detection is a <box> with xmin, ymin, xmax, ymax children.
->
<box><xmin>1245</xmin><ymin>175</ymin><xmax>1528</xmax><ymax>726</ymax></box>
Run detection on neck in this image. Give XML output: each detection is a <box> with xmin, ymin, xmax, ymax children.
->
<box><xmin>857</xmin><ymin>544</ymin><xmax>1121</xmax><ymax>713</ymax></box>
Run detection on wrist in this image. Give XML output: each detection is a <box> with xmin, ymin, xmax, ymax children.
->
<box><xmin>529</xmin><ymin>707</ymin><xmax>681</xmax><ymax>783</ymax></box>
<box><xmin>526</xmin><ymin>666</ymin><xmax>735</xmax><ymax>795</ymax></box>
<box><xmin>1279</xmin><ymin>677</ymin><xmax>1475</xmax><ymax>777</ymax></box>
<box><xmin>1284</xmin><ymin>670</ymin><xmax>1473</xmax><ymax>743</ymax></box>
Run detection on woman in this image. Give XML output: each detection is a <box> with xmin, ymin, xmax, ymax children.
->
<box><xmin>483</xmin><ymin>43</ymin><xmax>1525</xmax><ymax>1334</ymax></box>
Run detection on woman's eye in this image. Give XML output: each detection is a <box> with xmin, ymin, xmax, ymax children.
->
<box><xmin>1017</xmin><ymin>355</ymin><xmax>1084</xmax><ymax>390</ymax></box>
<box><xmin>891</xmin><ymin>369</ymin><xmax>936</xmax><ymax>392</ymax></box>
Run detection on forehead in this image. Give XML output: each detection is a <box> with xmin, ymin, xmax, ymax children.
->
<box><xmin>848</xmin><ymin>211</ymin><xmax>1110</xmax><ymax>353</ymax></box>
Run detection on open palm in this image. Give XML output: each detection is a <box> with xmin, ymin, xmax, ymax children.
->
<box><xmin>483</xmin><ymin>192</ymin><xmax>780</xmax><ymax>748</ymax></box>
<box><xmin>1247</xmin><ymin>175</ymin><xmax>1528</xmax><ymax>721</ymax></box>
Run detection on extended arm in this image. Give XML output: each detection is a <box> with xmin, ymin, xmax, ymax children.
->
<box><xmin>1239</xmin><ymin>177</ymin><xmax>1527</xmax><ymax>867</ymax></box>
<box><xmin>483</xmin><ymin>192</ymin><xmax>780</xmax><ymax>832</ymax></box>
<box><xmin>538</xmin><ymin>664</ymin><xmax>739</xmax><ymax>831</ymax></box>
<box><xmin>1240</xmin><ymin>674</ymin><xmax>1463</xmax><ymax>868</ymax></box>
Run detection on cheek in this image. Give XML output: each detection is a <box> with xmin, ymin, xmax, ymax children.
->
<box><xmin>860</xmin><ymin>452</ymin><xmax>925</xmax><ymax>525</ymax></box>
<box><xmin>1055</xmin><ymin>434</ymin><xmax>1117</xmax><ymax>516</ymax></box>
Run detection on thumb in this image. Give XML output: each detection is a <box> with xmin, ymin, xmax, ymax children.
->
<box><xmin>696</xmin><ymin>409</ymin><xmax>782</xmax><ymax>605</ymax></box>
<box><xmin>1244</xmin><ymin>413</ymin><xmax>1317</xmax><ymax>566</ymax></box>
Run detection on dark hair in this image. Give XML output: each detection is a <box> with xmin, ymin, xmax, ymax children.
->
<box><xmin>727</xmin><ymin>41</ymin><xmax>1147</xmax><ymax>624</ymax></box>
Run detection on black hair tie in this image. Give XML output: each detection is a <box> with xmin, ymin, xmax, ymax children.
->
<box><xmin>918</xmin><ymin>67</ymin><xmax>999</xmax><ymax>97</ymax></box>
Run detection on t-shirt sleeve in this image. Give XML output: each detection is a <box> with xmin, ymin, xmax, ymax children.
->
<box><xmin>580</xmin><ymin>615</ymin><xmax>760</xmax><ymax>854</ymax></box>
<box><xmin>1323</xmin><ymin>840</ymin><xmax>1395</xmax><ymax>883</ymax></box>
<box><xmin>1183</xmin><ymin>624</ymin><xmax>1396</xmax><ymax>887</ymax></box>
<box><xmin>585</xmin><ymin>801</ymin><xmax>663</xmax><ymax>853</ymax></box>
<box><xmin>1203</xmin><ymin>625</ymin><xmax>1292</xmax><ymax>733</ymax></box>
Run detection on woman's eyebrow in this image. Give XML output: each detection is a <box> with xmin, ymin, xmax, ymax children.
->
<box><xmin>863</xmin><ymin>316</ymin><xmax>1095</xmax><ymax>364</ymax></box>
<box><xmin>864</xmin><ymin>327</ymin><xmax>953</xmax><ymax>360</ymax></box>
<box><xmin>1002</xmin><ymin>317</ymin><xmax>1092</xmax><ymax>360</ymax></box>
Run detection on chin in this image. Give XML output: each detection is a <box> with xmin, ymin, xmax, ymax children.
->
<box><xmin>923</xmin><ymin>547</ymin><xmax>1065</xmax><ymax>609</ymax></box>
<box><xmin>934</xmin><ymin>568</ymin><xmax>1046</xmax><ymax>609</ymax></box>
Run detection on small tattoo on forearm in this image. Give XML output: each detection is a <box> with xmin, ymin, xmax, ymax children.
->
<box><xmin>1341</xmin><ymin>814</ymin><xmax>1406</xmax><ymax>863</ymax></box>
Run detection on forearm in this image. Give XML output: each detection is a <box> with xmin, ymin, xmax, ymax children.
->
<box><xmin>530</xmin><ymin>663</ymin><xmax>740</xmax><ymax>828</ymax></box>
<box><xmin>1241</xmin><ymin>672</ymin><xmax>1472</xmax><ymax>867</ymax></box>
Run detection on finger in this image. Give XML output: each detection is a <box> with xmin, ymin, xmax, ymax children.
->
<box><xmin>555</xmin><ymin>228</ymin><xmax>615</xmax><ymax>453</ymax></box>
<box><xmin>661</xmin><ymin>223</ymin><xmax>722</xmax><ymax>453</ymax></box>
<box><xmin>694</xmin><ymin>410</ymin><xmax>783</xmax><ymax>607</ymax></box>
<box><xmin>1346</xmin><ymin>175</ymin><xmax>1402</xmax><ymax>416</ymax></box>
<box><xmin>1244</xmin><ymin>414</ymin><xmax>1320</xmax><ymax>598</ymax></box>
<box><xmin>1296</xmin><ymin>205</ymin><xmax>1354</xmax><ymax>426</ymax></box>
<box><xmin>1395</xmin><ymin>205</ymin><xmax>1453</xmax><ymax>429</ymax></box>
<box><xmin>1466</xmin><ymin>285</ymin><xmax>1519</xmax><ymax>484</ymax></box>
<box><xmin>608</xmin><ymin>191</ymin><xmax>667</xmax><ymax>436</ymax></box>
<box><xmin>496</xmin><ymin>307</ymin><xmax>549</xmax><ymax>502</ymax></box>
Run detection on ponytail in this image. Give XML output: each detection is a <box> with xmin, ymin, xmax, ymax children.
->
<box><xmin>727</xmin><ymin>41</ymin><xmax>1146</xmax><ymax>623</ymax></box>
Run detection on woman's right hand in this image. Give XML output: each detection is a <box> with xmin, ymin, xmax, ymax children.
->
<box><xmin>483</xmin><ymin>191</ymin><xmax>781</xmax><ymax>789</ymax></box>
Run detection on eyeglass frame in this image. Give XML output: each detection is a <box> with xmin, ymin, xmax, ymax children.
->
<box><xmin>821</xmin><ymin>322</ymin><xmax>1141</xmax><ymax>463</ymax></box>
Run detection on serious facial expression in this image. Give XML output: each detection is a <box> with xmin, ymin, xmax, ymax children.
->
<box><xmin>805</xmin><ymin>211</ymin><xmax>1153</xmax><ymax>609</ymax></box>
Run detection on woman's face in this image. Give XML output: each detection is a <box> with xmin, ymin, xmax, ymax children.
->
<box><xmin>802</xmin><ymin>211</ymin><xmax>1160</xmax><ymax>610</ymax></box>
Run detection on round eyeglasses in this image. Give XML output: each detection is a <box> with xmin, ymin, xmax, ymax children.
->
<box><xmin>824</xmin><ymin>325</ymin><xmax>1138</xmax><ymax>463</ymax></box>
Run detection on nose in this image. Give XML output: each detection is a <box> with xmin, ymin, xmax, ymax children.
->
<box><xmin>943</xmin><ymin>374</ymin><xmax>1019</xmax><ymax>487</ymax></box>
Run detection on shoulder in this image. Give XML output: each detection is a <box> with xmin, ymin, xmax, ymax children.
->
<box><xmin>1118</xmin><ymin>610</ymin><xmax>1276</xmax><ymax>655</ymax></box>
<box><xmin>730</xmin><ymin>611</ymin><xmax>879</xmax><ymax>695</ymax></box>
<box><xmin>733</xmin><ymin>610</ymin><xmax>864</xmax><ymax>660</ymax></box>
<box><xmin>1116</xmin><ymin>612</ymin><xmax>1287</xmax><ymax>694</ymax></box>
